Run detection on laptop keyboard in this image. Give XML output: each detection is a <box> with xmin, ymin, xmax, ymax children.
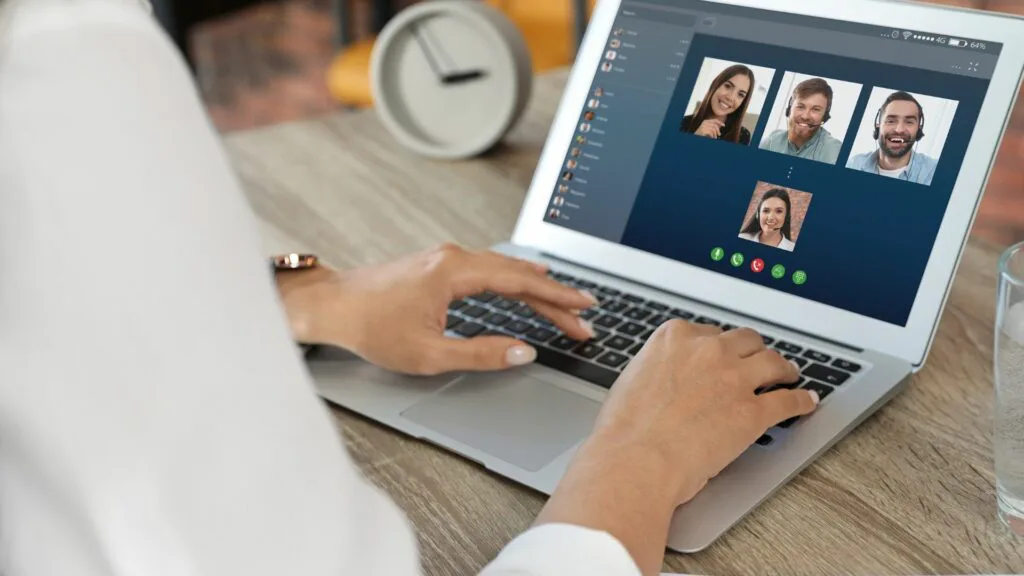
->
<box><xmin>445</xmin><ymin>270</ymin><xmax>865</xmax><ymax>443</ymax></box>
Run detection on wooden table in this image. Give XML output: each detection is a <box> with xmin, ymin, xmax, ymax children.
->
<box><xmin>222</xmin><ymin>70</ymin><xmax>1024</xmax><ymax>575</ymax></box>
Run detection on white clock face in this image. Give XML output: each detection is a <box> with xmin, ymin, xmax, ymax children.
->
<box><xmin>373</xmin><ymin>5</ymin><xmax>523</xmax><ymax>158</ymax></box>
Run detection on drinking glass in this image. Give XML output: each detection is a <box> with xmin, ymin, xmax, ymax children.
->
<box><xmin>996</xmin><ymin>240</ymin><xmax>1024</xmax><ymax>536</ymax></box>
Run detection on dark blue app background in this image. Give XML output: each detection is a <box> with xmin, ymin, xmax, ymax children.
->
<box><xmin>619</xmin><ymin>34</ymin><xmax>993</xmax><ymax>326</ymax></box>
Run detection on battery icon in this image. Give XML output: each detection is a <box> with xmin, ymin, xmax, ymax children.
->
<box><xmin>948</xmin><ymin>38</ymin><xmax>968</xmax><ymax>47</ymax></box>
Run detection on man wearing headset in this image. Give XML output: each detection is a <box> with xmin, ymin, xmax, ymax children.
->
<box><xmin>847</xmin><ymin>90</ymin><xmax>938</xmax><ymax>185</ymax></box>
<box><xmin>760</xmin><ymin>77</ymin><xmax>844</xmax><ymax>164</ymax></box>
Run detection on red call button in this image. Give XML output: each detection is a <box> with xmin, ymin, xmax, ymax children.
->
<box><xmin>751</xmin><ymin>258</ymin><xmax>765</xmax><ymax>273</ymax></box>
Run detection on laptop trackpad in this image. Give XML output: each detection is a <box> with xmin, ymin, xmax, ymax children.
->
<box><xmin>400</xmin><ymin>371</ymin><xmax>601</xmax><ymax>472</ymax></box>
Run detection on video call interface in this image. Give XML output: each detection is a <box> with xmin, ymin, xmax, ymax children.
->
<box><xmin>544</xmin><ymin>0</ymin><xmax>1001</xmax><ymax>327</ymax></box>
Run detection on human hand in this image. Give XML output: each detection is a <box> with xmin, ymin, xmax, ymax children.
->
<box><xmin>694</xmin><ymin>119</ymin><xmax>724</xmax><ymax>138</ymax></box>
<box><xmin>590</xmin><ymin>321</ymin><xmax>817</xmax><ymax>504</ymax></box>
<box><xmin>535</xmin><ymin>321</ymin><xmax>817</xmax><ymax>575</ymax></box>
<box><xmin>276</xmin><ymin>243</ymin><xmax>597</xmax><ymax>375</ymax></box>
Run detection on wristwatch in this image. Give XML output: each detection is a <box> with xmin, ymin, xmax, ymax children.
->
<box><xmin>270</xmin><ymin>253</ymin><xmax>319</xmax><ymax>272</ymax></box>
<box><xmin>269</xmin><ymin>253</ymin><xmax>321</xmax><ymax>357</ymax></box>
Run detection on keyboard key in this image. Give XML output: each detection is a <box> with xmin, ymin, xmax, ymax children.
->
<box><xmin>573</xmin><ymin>342</ymin><xmax>604</xmax><ymax>359</ymax></box>
<box><xmin>595</xmin><ymin>293</ymin><xmax>612</xmax><ymax>303</ymax></box>
<box><xmin>802</xmin><ymin>380</ymin><xmax>835</xmax><ymax>401</ymax></box>
<box><xmin>803</xmin><ymin>349</ymin><xmax>832</xmax><ymax>363</ymax></box>
<box><xmin>619</xmin><ymin>322</ymin><xmax>647</xmax><ymax>337</ymax></box>
<box><xmin>454</xmin><ymin>322</ymin><xmax>486</xmax><ymax>337</ymax></box>
<box><xmin>622</xmin><ymin>294</ymin><xmax>645</xmax><ymax>304</ymax></box>
<box><xmin>628</xmin><ymin>343</ymin><xmax>644</xmax><ymax>356</ymax></box>
<box><xmin>803</xmin><ymin>364</ymin><xmax>850</xmax><ymax>386</ymax></box>
<box><xmin>513</xmin><ymin>305</ymin><xmax>536</xmax><ymax>319</ymax></box>
<box><xmin>639</xmin><ymin>329</ymin><xmax>654</xmax><ymax>342</ymax></box>
<box><xmin>449</xmin><ymin>300</ymin><xmax>467</xmax><ymax>311</ymax></box>
<box><xmin>506</xmin><ymin>320</ymin><xmax>533</xmax><ymax>334</ymax></box>
<box><xmin>491</xmin><ymin>298</ymin><xmax>519</xmax><ymax>311</ymax></box>
<box><xmin>671</xmin><ymin>308</ymin><xmax>695</xmax><ymax>320</ymax></box>
<box><xmin>462</xmin><ymin>305</ymin><xmax>489</xmax><ymax>319</ymax></box>
<box><xmin>483</xmin><ymin>312</ymin><xmax>511</xmax><ymax>326</ymax></box>
<box><xmin>761</xmin><ymin>335</ymin><xmax>775</xmax><ymax>346</ymax></box>
<box><xmin>624</xmin><ymin>307</ymin><xmax>651</xmax><ymax>321</ymax></box>
<box><xmin>549</xmin><ymin>335</ymin><xmax>579</xmax><ymax>351</ymax></box>
<box><xmin>469</xmin><ymin>292</ymin><xmax>497</xmax><ymax>304</ymax></box>
<box><xmin>481</xmin><ymin>329</ymin><xmax>506</xmax><ymax>337</ymax></box>
<box><xmin>595</xmin><ymin>314</ymin><xmax>623</xmax><ymax>329</ymax></box>
<box><xmin>526</xmin><ymin>327</ymin><xmax>557</xmax><ymax>343</ymax></box>
<box><xmin>533</xmin><ymin>347</ymin><xmax>618</xmax><ymax>389</ymax></box>
<box><xmin>755</xmin><ymin>434</ymin><xmax>773</xmax><ymax>446</ymax></box>
<box><xmin>771</xmin><ymin>377</ymin><xmax>805</xmax><ymax>391</ymax></box>
<box><xmin>580</xmin><ymin>308</ymin><xmax>600</xmax><ymax>320</ymax></box>
<box><xmin>591</xmin><ymin>328</ymin><xmax>610</xmax><ymax>342</ymax></box>
<box><xmin>646</xmin><ymin>302</ymin><xmax>669</xmax><ymax>312</ymax></box>
<box><xmin>785</xmin><ymin>355</ymin><xmax>808</xmax><ymax>368</ymax></box>
<box><xmin>535</xmin><ymin>316</ymin><xmax>555</xmax><ymax>328</ymax></box>
<box><xmin>445</xmin><ymin>315</ymin><xmax>463</xmax><ymax>330</ymax></box>
<box><xmin>775</xmin><ymin>341</ymin><xmax>803</xmax><ymax>354</ymax></box>
<box><xmin>597</xmin><ymin>351</ymin><xmax>629</xmax><ymax>368</ymax></box>
<box><xmin>722</xmin><ymin>324</ymin><xmax>736</xmax><ymax>331</ymax></box>
<box><xmin>695</xmin><ymin>316</ymin><xmax>721</xmax><ymax>326</ymax></box>
<box><xmin>601</xmin><ymin>300</ymin><xmax>629</xmax><ymax>314</ymax></box>
<box><xmin>646</xmin><ymin>314</ymin><xmax>670</xmax><ymax>327</ymax></box>
<box><xmin>776</xmin><ymin>416</ymin><xmax>800</xmax><ymax>429</ymax></box>
<box><xmin>576</xmin><ymin>279</ymin><xmax>597</xmax><ymax>289</ymax></box>
<box><xmin>832</xmin><ymin>358</ymin><xmax>862</xmax><ymax>373</ymax></box>
<box><xmin>604</xmin><ymin>335</ymin><xmax>635</xmax><ymax>351</ymax></box>
<box><xmin>598</xmin><ymin>286</ymin><xmax>621</xmax><ymax>296</ymax></box>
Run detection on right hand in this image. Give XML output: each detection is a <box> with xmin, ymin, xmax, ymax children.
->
<box><xmin>694</xmin><ymin>119</ymin><xmax>725</xmax><ymax>138</ymax></box>
<box><xmin>590</xmin><ymin>320</ymin><xmax>818</xmax><ymax>506</ymax></box>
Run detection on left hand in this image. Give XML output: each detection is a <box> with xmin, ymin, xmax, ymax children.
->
<box><xmin>275</xmin><ymin>243</ymin><xmax>598</xmax><ymax>375</ymax></box>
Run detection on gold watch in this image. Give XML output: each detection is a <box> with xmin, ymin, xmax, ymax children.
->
<box><xmin>270</xmin><ymin>253</ymin><xmax>319</xmax><ymax>272</ymax></box>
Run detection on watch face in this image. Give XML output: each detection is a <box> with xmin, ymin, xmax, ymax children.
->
<box><xmin>372</xmin><ymin>2</ymin><xmax>529</xmax><ymax>158</ymax></box>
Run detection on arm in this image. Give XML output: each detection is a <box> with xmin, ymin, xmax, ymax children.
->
<box><xmin>0</xmin><ymin>2</ymin><xmax>418</xmax><ymax>574</ymax></box>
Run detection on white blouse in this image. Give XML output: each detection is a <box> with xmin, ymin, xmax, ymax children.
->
<box><xmin>0</xmin><ymin>1</ymin><xmax>641</xmax><ymax>574</ymax></box>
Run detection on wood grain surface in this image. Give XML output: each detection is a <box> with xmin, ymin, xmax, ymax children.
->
<box><xmin>223</xmin><ymin>69</ymin><xmax>1024</xmax><ymax>575</ymax></box>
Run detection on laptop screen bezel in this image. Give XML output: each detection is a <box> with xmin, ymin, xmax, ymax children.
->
<box><xmin>511</xmin><ymin>0</ymin><xmax>1024</xmax><ymax>367</ymax></box>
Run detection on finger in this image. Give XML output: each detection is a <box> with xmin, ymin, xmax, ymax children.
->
<box><xmin>755</xmin><ymin>388</ymin><xmax>820</xmax><ymax>430</ymax></box>
<box><xmin>522</xmin><ymin>297</ymin><xmax>596</xmax><ymax>341</ymax></box>
<box><xmin>461</xmin><ymin>260</ymin><xmax>598</xmax><ymax>311</ymax></box>
<box><xmin>423</xmin><ymin>335</ymin><xmax>538</xmax><ymax>374</ymax></box>
<box><xmin>717</xmin><ymin>327</ymin><xmax>766</xmax><ymax>358</ymax></box>
<box><xmin>737</xmin><ymin>348</ymin><xmax>800</xmax><ymax>391</ymax></box>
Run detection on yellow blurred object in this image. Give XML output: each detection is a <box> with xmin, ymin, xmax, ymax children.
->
<box><xmin>327</xmin><ymin>0</ymin><xmax>597</xmax><ymax>108</ymax></box>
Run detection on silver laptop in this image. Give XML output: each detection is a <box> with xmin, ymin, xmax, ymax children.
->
<box><xmin>308</xmin><ymin>0</ymin><xmax>1024</xmax><ymax>552</ymax></box>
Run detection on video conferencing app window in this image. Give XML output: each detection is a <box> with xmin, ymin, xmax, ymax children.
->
<box><xmin>545</xmin><ymin>0</ymin><xmax>1001</xmax><ymax>327</ymax></box>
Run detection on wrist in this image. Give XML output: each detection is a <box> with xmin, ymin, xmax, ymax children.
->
<box><xmin>274</xmin><ymin>264</ymin><xmax>361</xmax><ymax>351</ymax></box>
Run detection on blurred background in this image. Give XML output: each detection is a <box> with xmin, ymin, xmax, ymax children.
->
<box><xmin>155</xmin><ymin>0</ymin><xmax>1023</xmax><ymax>246</ymax></box>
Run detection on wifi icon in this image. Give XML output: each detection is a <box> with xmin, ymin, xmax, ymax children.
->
<box><xmin>902</xmin><ymin>31</ymin><xmax>913</xmax><ymax>39</ymax></box>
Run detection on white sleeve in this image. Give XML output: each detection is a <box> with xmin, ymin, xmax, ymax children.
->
<box><xmin>0</xmin><ymin>3</ymin><xmax>641</xmax><ymax>576</ymax></box>
<box><xmin>0</xmin><ymin>1</ymin><xmax>419</xmax><ymax>575</ymax></box>
<box><xmin>481</xmin><ymin>524</ymin><xmax>642</xmax><ymax>576</ymax></box>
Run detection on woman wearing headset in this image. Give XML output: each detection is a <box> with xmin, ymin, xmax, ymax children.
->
<box><xmin>739</xmin><ymin>188</ymin><xmax>798</xmax><ymax>252</ymax></box>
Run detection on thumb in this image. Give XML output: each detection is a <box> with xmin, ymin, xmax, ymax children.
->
<box><xmin>428</xmin><ymin>336</ymin><xmax>538</xmax><ymax>373</ymax></box>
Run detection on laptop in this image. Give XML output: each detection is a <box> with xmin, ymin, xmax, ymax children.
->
<box><xmin>308</xmin><ymin>0</ymin><xmax>1024</xmax><ymax>553</ymax></box>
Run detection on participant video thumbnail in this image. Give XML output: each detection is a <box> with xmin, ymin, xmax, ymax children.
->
<box><xmin>680</xmin><ymin>57</ymin><xmax>777</xmax><ymax>146</ymax></box>
<box><xmin>844</xmin><ymin>87</ymin><xmax>958</xmax><ymax>187</ymax></box>
<box><xmin>758</xmin><ymin>72</ymin><xmax>864</xmax><ymax>165</ymax></box>
<box><xmin>737</xmin><ymin>182</ymin><xmax>813</xmax><ymax>253</ymax></box>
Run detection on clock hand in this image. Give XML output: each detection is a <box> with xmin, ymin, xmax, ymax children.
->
<box><xmin>410</xmin><ymin>23</ymin><xmax>448</xmax><ymax>82</ymax></box>
<box><xmin>441</xmin><ymin>69</ymin><xmax>488</xmax><ymax>84</ymax></box>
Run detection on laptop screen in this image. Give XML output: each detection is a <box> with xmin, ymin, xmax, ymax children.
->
<box><xmin>545</xmin><ymin>0</ymin><xmax>1003</xmax><ymax>327</ymax></box>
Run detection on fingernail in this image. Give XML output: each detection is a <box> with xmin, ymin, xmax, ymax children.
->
<box><xmin>808</xmin><ymin>390</ymin><xmax>820</xmax><ymax>406</ymax></box>
<box><xmin>579</xmin><ymin>318</ymin><xmax>596</xmax><ymax>338</ymax></box>
<box><xmin>579</xmin><ymin>290</ymin><xmax>598</xmax><ymax>305</ymax></box>
<box><xmin>789</xmin><ymin>360</ymin><xmax>801</xmax><ymax>373</ymax></box>
<box><xmin>506</xmin><ymin>345</ymin><xmax>537</xmax><ymax>366</ymax></box>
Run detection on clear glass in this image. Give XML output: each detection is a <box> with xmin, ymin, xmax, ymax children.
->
<box><xmin>996</xmin><ymin>241</ymin><xmax>1024</xmax><ymax>536</ymax></box>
